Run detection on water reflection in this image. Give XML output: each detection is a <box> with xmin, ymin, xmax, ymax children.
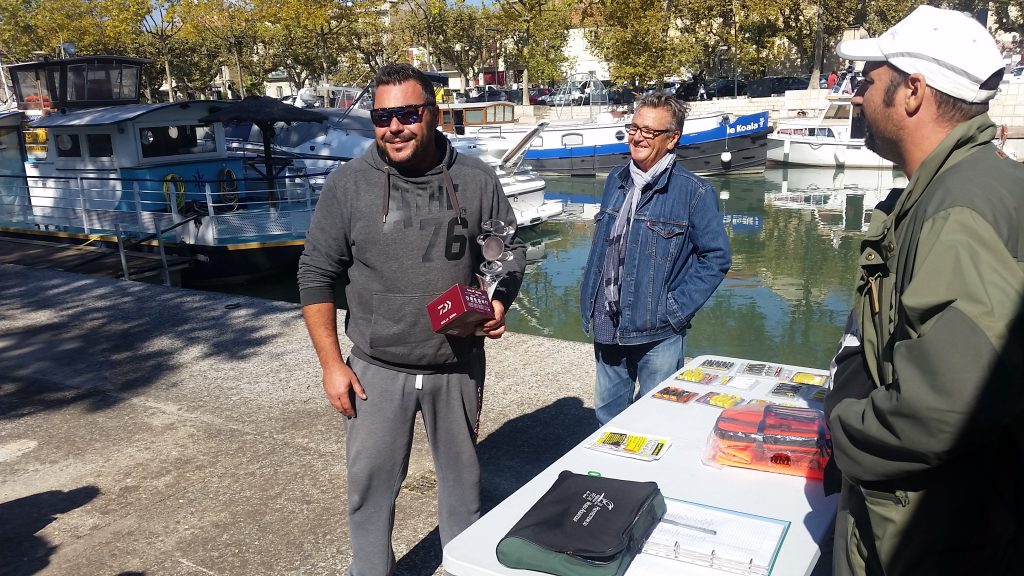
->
<box><xmin>210</xmin><ymin>166</ymin><xmax>900</xmax><ymax>370</ymax></box>
<box><xmin>507</xmin><ymin>167</ymin><xmax>901</xmax><ymax>369</ymax></box>
<box><xmin>764</xmin><ymin>166</ymin><xmax>907</xmax><ymax>244</ymax></box>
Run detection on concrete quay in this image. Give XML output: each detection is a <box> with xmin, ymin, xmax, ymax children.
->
<box><xmin>0</xmin><ymin>264</ymin><xmax>600</xmax><ymax>576</ymax></box>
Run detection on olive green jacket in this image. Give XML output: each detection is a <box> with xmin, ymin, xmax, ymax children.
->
<box><xmin>828</xmin><ymin>114</ymin><xmax>1024</xmax><ymax>575</ymax></box>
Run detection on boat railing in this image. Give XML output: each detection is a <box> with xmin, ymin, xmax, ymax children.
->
<box><xmin>772</xmin><ymin>127</ymin><xmax>840</xmax><ymax>141</ymax></box>
<box><xmin>0</xmin><ymin>169</ymin><xmax>327</xmax><ymax>245</ymax></box>
<box><xmin>473</xmin><ymin>125</ymin><xmax>507</xmax><ymax>138</ymax></box>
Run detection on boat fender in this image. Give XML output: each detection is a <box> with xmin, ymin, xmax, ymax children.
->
<box><xmin>834</xmin><ymin>147</ymin><xmax>846</xmax><ymax>166</ymax></box>
<box><xmin>163</xmin><ymin>174</ymin><xmax>186</xmax><ymax>213</ymax></box>
<box><xmin>221</xmin><ymin>167</ymin><xmax>239</xmax><ymax>210</ymax></box>
<box><xmin>721</xmin><ymin>150</ymin><xmax>732</xmax><ymax>164</ymax></box>
<box><xmin>998</xmin><ymin>124</ymin><xmax>1009</xmax><ymax>147</ymax></box>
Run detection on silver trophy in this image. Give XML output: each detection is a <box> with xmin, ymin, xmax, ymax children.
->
<box><xmin>476</xmin><ymin>219</ymin><xmax>516</xmax><ymax>299</ymax></box>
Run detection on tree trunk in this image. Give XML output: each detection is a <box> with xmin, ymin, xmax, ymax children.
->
<box><xmin>164</xmin><ymin>57</ymin><xmax>175</xmax><ymax>103</ymax></box>
<box><xmin>809</xmin><ymin>2</ymin><xmax>824</xmax><ymax>91</ymax></box>
<box><xmin>521</xmin><ymin>67</ymin><xmax>529</xmax><ymax>105</ymax></box>
<box><xmin>233</xmin><ymin>42</ymin><xmax>247</xmax><ymax>98</ymax></box>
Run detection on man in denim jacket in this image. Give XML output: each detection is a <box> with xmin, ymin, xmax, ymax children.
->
<box><xmin>580</xmin><ymin>92</ymin><xmax>731</xmax><ymax>424</ymax></box>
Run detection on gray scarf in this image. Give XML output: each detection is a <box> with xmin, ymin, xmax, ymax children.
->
<box><xmin>603</xmin><ymin>152</ymin><xmax>676</xmax><ymax>324</ymax></box>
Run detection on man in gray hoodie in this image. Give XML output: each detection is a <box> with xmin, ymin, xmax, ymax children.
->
<box><xmin>297</xmin><ymin>64</ymin><xmax>525</xmax><ymax>575</ymax></box>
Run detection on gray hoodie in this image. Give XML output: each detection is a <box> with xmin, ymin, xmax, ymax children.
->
<box><xmin>297</xmin><ymin>134</ymin><xmax>525</xmax><ymax>371</ymax></box>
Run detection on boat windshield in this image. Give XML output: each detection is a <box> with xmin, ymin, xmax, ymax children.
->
<box><xmin>823</xmin><ymin>104</ymin><xmax>851</xmax><ymax>120</ymax></box>
<box><xmin>67</xmin><ymin>61</ymin><xmax>140</xmax><ymax>102</ymax></box>
<box><xmin>850</xmin><ymin>107</ymin><xmax>867</xmax><ymax>139</ymax></box>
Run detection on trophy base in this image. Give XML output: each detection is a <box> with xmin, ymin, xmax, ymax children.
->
<box><xmin>427</xmin><ymin>284</ymin><xmax>495</xmax><ymax>337</ymax></box>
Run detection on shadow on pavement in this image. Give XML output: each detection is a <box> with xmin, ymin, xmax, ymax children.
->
<box><xmin>0</xmin><ymin>269</ymin><xmax>292</xmax><ymax>419</ymax></box>
<box><xmin>478</xmin><ymin>396</ymin><xmax>597</xmax><ymax>511</ymax></box>
<box><xmin>394</xmin><ymin>396</ymin><xmax>598</xmax><ymax>576</ymax></box>
<box><xmin>0</xmin><ymin>485</ymin><xmax>100</xmax><ymax>576</ymax></box>
<box><xmin>394</xmin><ymin>527</ymin><xmax>441</xmax><ymax>576</ymax></box>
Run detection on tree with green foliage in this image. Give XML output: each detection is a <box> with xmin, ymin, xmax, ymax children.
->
<box><xmin>338</xmin><ymin>0</ymin><xmax>416</xmax><ymax>75</ymax></box>
<box><xmin>178</xmin><ymin>0</ymin><xmax>269</xmax><ymax>98</ymax></box>
<box><xmin>853</xmin><ymin>0</ymin><xmax>922</xmax><ymax>35</ymax></box>
<box><xmin>431</xmin><ymin>2</ymin><xmax>492</xmax><ymax>84</ymax></box>
<box><xmin>991</xmin><ymin>0</ymin><xmax>1024</xmax><ymax>49</ymax></box>
<box><xmin>255</xmin><ymin>0</ymin><xmax>349</xmax><ymax>90</ymax></box>
<box><xmin>497</xmin><ymin>0</ymin><xmax>572</xmax><ymax>102</ymax></box>
<box><xmin>142</xmin><ymin>0</ymin><xmax>185</xmax><ymax>101</ymax></box>
<box><xmin>776</xmin><ymin>0</ymin><xmax>859</xmax><ymax>79</ymax></box>
<box><xmin>585</xmin><ymin>0</ymin><xmax>691</xmax><ymax>85</ymax></box>
<box><xmin>0</xmin><ymin>0</ymin><xmax>149</xmax><ymax>61</ymax></box>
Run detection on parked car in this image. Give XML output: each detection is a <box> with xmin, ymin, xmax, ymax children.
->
<box><xmin>581</xmin><ymin>86</ymin><xmax>610</xmax><ymax>105</ymax></box>
<box><xmin>802</xmin><ymin>74</ymin><xmax>829</xmax><ymax>89</ymax></box>
<box><xmin>505</xmin><ymin>89</ymin><xmax>524</xmax><ymax>104</ymax></box>
<box><xmin>641</xmin><ymin>82</ymin><xmax>681</xmax><ymax>96</ymax></box>
<box><xmin>466</xmin><ymin>89</ymin><xmax>510</xmax><ymax>103</ymax></box>
<box><xmin>528</xmin><ymin>87</ymin><xmax>551</xmax><ymax>104</ymax></box>
<box><xmin>705</xmin><ymin>78</ymin><xmax>748</xmax><ymax>98</ymax></box>
<box><xmin>544</xmin><ymin>90</ymin><xmax>582</xmax><ymax>106</ymax></box>
<box><xmin>674</xmin><ymin>80</ymin><xmax>701</xmax><ymax>101</ymax></box>
<box><xmin>746</xmin><ymin>76</ymin><xmax>809</xmax><ymax>98</ymax></box>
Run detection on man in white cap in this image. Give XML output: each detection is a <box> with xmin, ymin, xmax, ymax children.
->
<box><xmin>824</xmin><ymin>6</ymin><xmax>1024</xmax><ymax>575</ymax></box>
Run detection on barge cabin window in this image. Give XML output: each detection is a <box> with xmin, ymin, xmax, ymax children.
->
<box><xmin>139</xmin><ymin>125</ymin><xmax>217</xmax><ymax>158</ymax></box>
<box><xmin>55</xmin><ymin>134</ymin><xmax>82</xmax><ymax>157</ymax></box>
<box><xmin>67</xmin><ymin>62</ymin><xmax>140</xmax><ymax>102</ymax></box>
<box><xmin>86</xmin><ymin>134</ymin><xmax>114</xmax><ymax>158</ymax></box>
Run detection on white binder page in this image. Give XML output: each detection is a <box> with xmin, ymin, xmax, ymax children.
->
<box><xmin>642</xmin><ymin>498</ymin><xmax>790</xmax><ymax>575</ymax></box>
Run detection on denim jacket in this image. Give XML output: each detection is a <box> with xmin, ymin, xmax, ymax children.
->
<box><xmin>579</xmin><ymin>160</ymin><xmax>731</xmax><ymax>344</ymax></box>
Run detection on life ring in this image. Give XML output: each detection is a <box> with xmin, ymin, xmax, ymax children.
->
<box><xmin>163</xmin><ymin>174</ymin><xmax>186</xmax><ymax>212</ymax></box>
<box><xmin>220</xmin><ymin>167</ymin><xmax>239</xmax><ymax>210</ymax></box>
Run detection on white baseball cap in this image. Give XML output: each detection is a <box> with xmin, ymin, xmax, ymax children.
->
<box><xmin>836</xmin><ymin>5</ymin><xmax>1004</xmax><ymax>103</ymax></box>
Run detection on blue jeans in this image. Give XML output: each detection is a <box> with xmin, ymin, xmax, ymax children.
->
<box><xmin>593</xmin><ymin>334</ymin><xmax>685</xmax><ymax>424</ymax></box>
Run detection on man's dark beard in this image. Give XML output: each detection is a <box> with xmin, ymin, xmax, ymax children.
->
<box><xmin>378</xmin><ymin>136</ymin><xmax>417</xmax><ymax>166</ymax></box>
<box><xmin>864</xmin><ymin>130</ymin><xmax>877</xmax><ymax>154</ymax></box>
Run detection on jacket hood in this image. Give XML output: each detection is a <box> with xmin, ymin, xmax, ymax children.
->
<box><xmin>360</xmin><ymin>130</ymin><xmax>463</xmax><ymax>223</ymax></box>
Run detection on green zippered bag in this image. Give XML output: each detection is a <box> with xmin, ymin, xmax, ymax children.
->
<box><xmin>496</xmin><ymin>470</ymin><xmax>666</xmax><ymax>576</ymax></box>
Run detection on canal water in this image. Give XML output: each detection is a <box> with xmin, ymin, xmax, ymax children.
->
<box><xmin>215</xmin><ymin>165</ymin><xmax>904</xmax><ymax>370</ymax></box>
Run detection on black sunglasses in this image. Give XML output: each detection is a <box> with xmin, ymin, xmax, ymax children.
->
<box><xmin>370</xmin><ymin>104</ymin><xmax>430</xmax><ymax>128</ymax></box>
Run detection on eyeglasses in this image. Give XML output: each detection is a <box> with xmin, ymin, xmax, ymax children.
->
<box><xmin>370</xmin><ymin>104</ymin><xmax>430</xmax><ymax>128</ymax></box>
<box><xmin>624</xmin><ymin>123</ymin><xmax>674</xmax><ymax>139</ymax></box>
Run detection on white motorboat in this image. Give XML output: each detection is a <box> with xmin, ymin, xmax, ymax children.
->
<box><xmin>767</xmin><ymin>97</ymin><xmax>892</xmax><ymax>169</ymax></box>
<box><xmin>271</xmin><ymin>108</ymin><xmax>562</xmax><ymax>229</ymax></box>
<box><xmin>459</xmin><ymin>124</ymin><xmax>564</xmax><ymax>228</ymax></box>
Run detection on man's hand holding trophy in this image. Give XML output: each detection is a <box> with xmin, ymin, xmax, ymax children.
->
<box><xmin>427</xmin><ymin>219</ymin><xmax>516</xmax><ymax>337</ymax></box>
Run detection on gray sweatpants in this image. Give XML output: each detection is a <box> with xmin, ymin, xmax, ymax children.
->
<box><xmin>344</xmin><ymin>353</ymin><xmax>484</xmax><ymax>576</ymax></box>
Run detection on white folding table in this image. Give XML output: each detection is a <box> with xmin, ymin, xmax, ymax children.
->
<box><xmin>443</xmin><ymin>355</ymin><xmax>838</xmax><ymax>576</ymax></box>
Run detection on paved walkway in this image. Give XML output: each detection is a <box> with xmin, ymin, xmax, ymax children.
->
<box><xmin>0</xmin><ymin>265</ymin><xmax>600</xmax><ymax>576</ymax></box>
